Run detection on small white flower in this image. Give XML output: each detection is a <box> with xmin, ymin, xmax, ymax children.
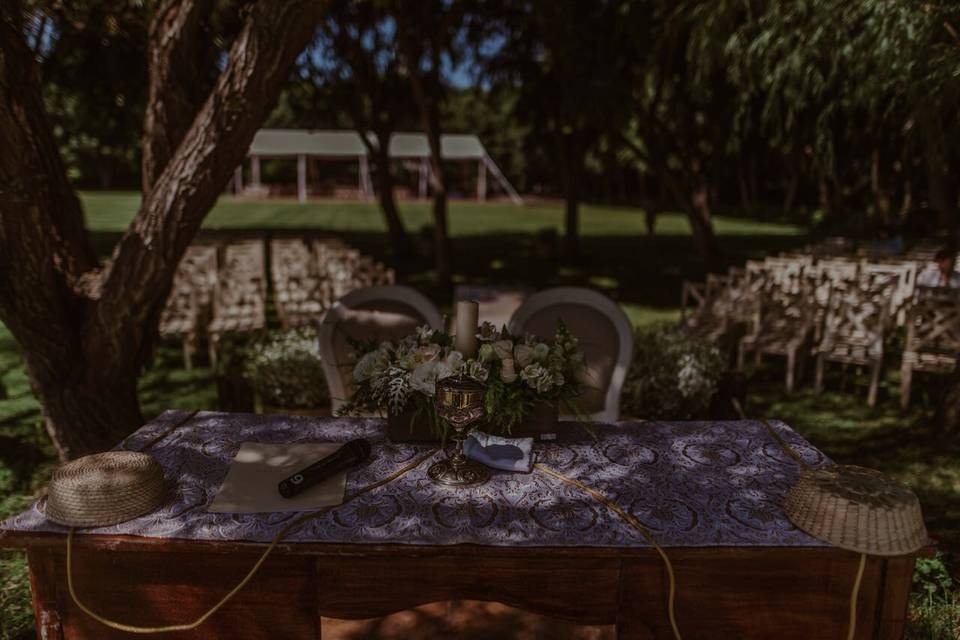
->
<box><xmin>514</xmin><ymin>344</ymin><xmax>535</xmax><ymax>368</ymax></box>
<box><xmin>415</xmin><ymin>325</ymin><xmax>435</xmax><ymax>344</ymax></box>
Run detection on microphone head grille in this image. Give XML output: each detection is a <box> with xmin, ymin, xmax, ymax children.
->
<box><xmin>347</xmin><ymin>439</ymin><xmax>372</xmax><ymax>462</ymax></box>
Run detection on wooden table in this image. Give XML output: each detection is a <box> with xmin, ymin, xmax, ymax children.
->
<box><xmin>1</xmin><ymin>530</ymin><xmax>921</xmax><ymax>639</ymax></box>
<box><xmin>0</xmin><ymin>412</ymin><xmax>928</xmax><ymax>639</ymax></box>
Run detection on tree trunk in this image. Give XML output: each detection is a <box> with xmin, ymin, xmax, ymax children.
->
<box><xmin>558</xmin><ymin>133</ymin><xmax>582</xmax><ymax>261</ymax></box>
<box><xmin>926</xmin><ymin>147</ymin><xmax>958</xmax><ymax>238</ymax></box>
<box><xmin>818</xmin><ymin>175</ymin><xmax>835</xmax><ymax>220</ymax></box>
<box><xmin>0</xmin><ymin>0</ymin><xmax>324</xmax><ymax>458</ymax></box>
<box><xmin>658</xmin><ymin>159</ymin><xmax>720</xmax><ymax>264</ymax></box>
<box><xmin>688</xmin><ymin>172</ymin><xmax>720</xmax><ymax>265</ymax></box>
<box><xmin>371</xmin><ymin>143</ymin><xmax>414</xmax><ymax>262</ymax></box>
<box><xmin>870</xmin><ymin>149</ymin><xmax>893</xmax><ymax>225</ymax></box>
<box><xmin>737</xmin><ymin>154</ymin><xmax>755</xmax><ymax>213</ymax></box>
<box><xmin>404</xmin><ymin>47</ymin><xmax>451</xmax><ymax>285</ymax></box>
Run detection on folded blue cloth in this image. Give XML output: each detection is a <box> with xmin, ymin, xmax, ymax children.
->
<box><xmin>463</xmin><ymin>430</ymin><xmax>534</xmax><ymax>473</ymax></box>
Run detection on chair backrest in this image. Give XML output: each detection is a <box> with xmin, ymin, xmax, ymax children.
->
<box><xmin>210</xmin><ymin>241</ymin><xmax>266</xmax><ymax>328</ymax></box>
<box><xmin>318</xmin><ymin>285</ymin><xmax>443</xmax><ymax>411</ymax></box>
<box><xmin>508</xmin><ymin>287</ymin><xmax>633</xmax><ymax>422</ymax></box>
<box><xmin>905</xmin><ymin>291</ymin><xmax>960</xmax><ymax>356</ymax></box>
<box><xmin>171</xmin><ymin>245</ymin><xmax>218</xmax><ymax>306</ymax></box>
<box><xmin>860</xmin><ymin>260</ymin><xmax>917</xmax><ymax>320</ymax></box>
<box><xmin>821</xmin><ymin>284</ymin><xmax>888</xmax><ymax>350</ymax></box>
<box><xmin>270</xmin><ymin>238</ymin><xmax>314</xmax><ymax>285</ymax></box>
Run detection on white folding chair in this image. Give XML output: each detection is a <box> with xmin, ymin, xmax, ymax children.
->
<box><xmin>508</xmin><ymin>287</ymin><xmax>633</xmax><ymax>422</ymax></box>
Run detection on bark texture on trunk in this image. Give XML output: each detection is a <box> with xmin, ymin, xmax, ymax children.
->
<box><xmin>142</xmin><ymin>0</ymin><xmax>215</xmax><ymax>195</ymax></box>
<box><xmin>0</xmin><ymin>0</ymin><xmax>324</xmax><ymax>458</ymax></box>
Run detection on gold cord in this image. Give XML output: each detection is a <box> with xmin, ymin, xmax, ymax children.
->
<box><xmin>731</xmin><ymin>397</ymin><xmax>867</xmax><ymax>640</ymax></box>
<box><xmin>730</xmin><ymin>398</ymin><xmax>809</xmax><ymax>470</ymax></box>
<box><xmin>847</xmin><ymin>553</ymin><xmax>867</xmax><ymax>640</ymax></box>
<box><xmin>534</xmin><ymin>463</ymin><xmax>682</xmax><ymax>640</ymax></box>
<box><xmin>67</xmin><ymin>448</ymin><xmax>439</xmax><ymax>634</ymax></box>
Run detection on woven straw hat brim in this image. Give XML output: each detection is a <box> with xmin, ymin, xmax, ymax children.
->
<box><xmin>43</xmin><ymin>451</ymin><xmax>165</xmax><ymax>528</ymax></box>
<box><xmin>783</xmin><ymin>464</ymin><xmax>928</xmax><ymax>556</ymax></box>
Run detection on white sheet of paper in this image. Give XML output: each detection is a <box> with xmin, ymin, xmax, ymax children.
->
<box><xmin>208</xmin><ymin>442</ymin><xmax>346</xmax><ymax>513</ymax></box>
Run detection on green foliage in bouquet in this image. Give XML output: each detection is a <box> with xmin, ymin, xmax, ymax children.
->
<box><xmin>244</xmin><ymin>327</ymin><xmax>329</xmax><ymax>409</ymax></box>
<box><xmin>338</xmin><ymin>321</ymin><xmax>586</xmax><ymax>436</ymax></box>
<box><xmin>621</xmin><ymin>324</ymin><xmax>724</xmax><ymax>420</ymax></box>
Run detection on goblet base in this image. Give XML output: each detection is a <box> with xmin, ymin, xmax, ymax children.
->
<box><xmin>427</xmin><ymin>459</ymin><xmax>490</xmax><ymax>487</ymax></box>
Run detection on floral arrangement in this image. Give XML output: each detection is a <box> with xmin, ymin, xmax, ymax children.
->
<box><xmin>244</xmin><ymin>327</ymin><xmax>329</xmax><ymax>409</ymax></box>
<box><xmin>340</xmin><ymin>321</ymin><xmax>587</xmax><ymax>435</ymax></box>
<box><xmin>621</xmin><ymin>324</ymin><xmax>724</xmax><ymax>420</ymax></box>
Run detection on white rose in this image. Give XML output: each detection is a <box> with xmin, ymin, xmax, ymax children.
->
<box><xmin>466</xmin><ymin>359</ymin><xmax>489</xmax><ymax>382</ymax></box>
<box><xmin>492</xmin><ymin>339</ymin><xmax>514</xmax><ymax>361</ymax></box>
<box><xmin>437</xmin><ymin>351</ymin><xmax>464</xmax><ymax>380</ymax></box>
<box><xmin>500</xmin><ymin>358</ymin><xmax>517</xmax><ymax>383</ymax></box>
<box><xmin>410</xmin><ymin>361</ymin><xmax>440</xmax><ymax>396</ymax></box>
<box><xmin>514</xmin><ymin>344</ymin><xmax>535</xmax><ymax>368</ymax></box>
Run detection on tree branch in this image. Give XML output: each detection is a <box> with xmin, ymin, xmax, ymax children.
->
<box><xmin>141</xmin><ymin>0</ymin><xmax>214</xmax><ymax>195</ymax></box>
<box><xmin>95</xmin><ymin>0</ymin><xmax>325</xmax><ymax>356</ymax></box>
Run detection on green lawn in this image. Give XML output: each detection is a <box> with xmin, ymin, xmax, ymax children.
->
<box><xmin>1</xmin><ymin>194</ymin><xmax>957</xmax><ymax>638</ymax></box>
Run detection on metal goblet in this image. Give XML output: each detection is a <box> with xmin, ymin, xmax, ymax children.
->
<box><xmin>428</xmin><ymin>376</ymin><xmax>490</xmax><ymax>487</ymax></box>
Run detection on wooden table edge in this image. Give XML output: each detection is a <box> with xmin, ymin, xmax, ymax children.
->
<box><xmin>0</xmin><ymin>529</ymin><xmax>937</xmax><ymax>558</ymax></box>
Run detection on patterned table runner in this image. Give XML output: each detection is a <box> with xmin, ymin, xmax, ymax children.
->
<box><xmin>2</xmin><ymin>411</ymin><xmax>830</xmax><ymax>548</ymax></box>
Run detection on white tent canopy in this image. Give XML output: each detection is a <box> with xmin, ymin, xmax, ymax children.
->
<box><xmin>240</xmin><ymin>129</ymin><xmax>520</xmax><ymax>204</ymax></box>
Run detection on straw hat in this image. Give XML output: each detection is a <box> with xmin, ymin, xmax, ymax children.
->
<box><xmin>44</xmin><ymin>451</ymin><xmax>165</xmax><ymax>528</ymax></box>
<box><xmin>784</xmin><ymin>464</ymin><xmax>927</xmax><ymax>556</ymax></box>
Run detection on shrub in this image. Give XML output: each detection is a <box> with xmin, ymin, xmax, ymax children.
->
<box><xmin>621</xmin><ymin>324</ymin><xmax>724</xmax><ymax>420</ymax></box>
<box><xmin>244</xmin><ymin>327</ymin><xmax>328</xmax><ymax>409</ymax></box>
<box><xmin>908</xmin><ymin>554</ymin><xmax>960</xmax><ymax>639</ymax></box>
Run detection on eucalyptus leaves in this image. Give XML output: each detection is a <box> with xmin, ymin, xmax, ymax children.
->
<box><xmin>341</xmin><ymin>320</ymin><xmax>586</xmax><ymax>435</ymax></box>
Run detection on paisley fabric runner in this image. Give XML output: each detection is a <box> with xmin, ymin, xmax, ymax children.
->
<box><xmin>2</xmin><ymin>410</ymin><xmax>830</xmax><ymax>548</ymax></box>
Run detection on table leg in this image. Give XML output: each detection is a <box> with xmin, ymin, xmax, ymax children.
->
<box><xmin>27</xmin><ymin>548</ymin><xmax>62</xmax><ymax>640</ymax></box>
<box><xmin>876</xmin><ymin>555</ymin><xmax>915</xmax><ymax>640</ymax></box>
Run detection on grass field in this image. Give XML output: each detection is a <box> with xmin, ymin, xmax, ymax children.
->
<box><xmin>1</xmin><ymin>193</ymin><xmax>957</xmax><ymax>638</ymax></box>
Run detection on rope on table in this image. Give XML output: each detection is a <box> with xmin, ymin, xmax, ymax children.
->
<box><xmin>534</xmin><ymin>463</ymin><xmax>682</xmax><ymax>640</ymax></box>
<box><xmin>66</xmin><ymin>448</ymin><xmax>440</xmax><ymax>634</ymax></box>
<box><xmin>730</xmin><ymin>398</ymin><xmax>865</xmax><ymax>640</ymax></box>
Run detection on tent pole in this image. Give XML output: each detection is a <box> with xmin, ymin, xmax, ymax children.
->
<box><xmin>297</xmin><ymin>154</ymin><xmax>307</xmax><ymax>204</ymax></box>
<box><xmin>233</xmin><ymin>165</ymin><xmax>243</xmax><ymax>195</ymax></box>
<box><xmin>251</xmin><ymin>155</ymin><xmax>261</xmax><ymax>188</ymax></box>
<box><xmin>359</xmin><ymin>155</ymin><xmax>372</xmax><ymax>199</ymax></box>
<box><xmin>483</xmin><ymin>153</ymin><xmax>522</xmax><ymax>204</ymax></box>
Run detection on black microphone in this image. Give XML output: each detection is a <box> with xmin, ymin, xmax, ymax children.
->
<box><xmin>278</xmin><ymin>439</ymin><xmax>371</xmax><ymax>499</ymax></box>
